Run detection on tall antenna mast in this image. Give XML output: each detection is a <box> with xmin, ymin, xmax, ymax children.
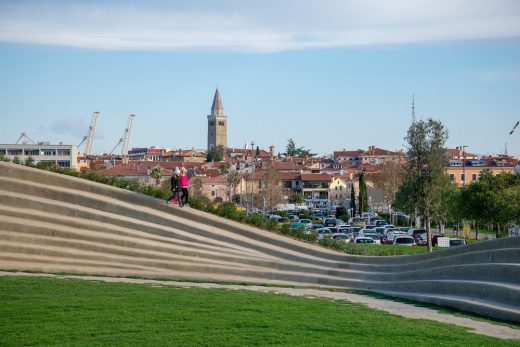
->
<box><xmin>411</xmin><ymin>94</ymin><xmax>416</xmax><ymax>123</ymax></box>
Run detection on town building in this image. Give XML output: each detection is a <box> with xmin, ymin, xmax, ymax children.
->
<box><xmin>0</xmin><ymin>143</ymin><xmax>78</xmax><ymax>169</ymax></box>
<box><xmin>334</xmin><ymin>146</ymin><xmax>405</xmax><ymax>166</ymax></box>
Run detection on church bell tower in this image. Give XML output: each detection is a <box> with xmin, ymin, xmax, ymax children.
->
<box><xmin>207</xmin><ymin>87</ymin><xmax>228</xmax><ymax>151</ymax></box>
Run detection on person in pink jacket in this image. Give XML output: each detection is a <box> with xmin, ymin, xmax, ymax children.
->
<box><xmin>179</xmin><ymin>167</ymin><xmax>189</xmax><ymax>207</ymax></box>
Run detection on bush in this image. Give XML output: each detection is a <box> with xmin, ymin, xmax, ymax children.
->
<box><xmin>279</xmin><ymin>223</ymin><xmax>291</xmax><ymax>235</ymax></box>
<box><xmin>265</xmin><ymin>219</ymin><xmax>279</xmax><ymax>231</ymax></box>
<box><xmin>247</xmin><ymin>213</ymin><xmax>266</xmax><ymax>228</ymax></box>
<box><xmin>217</xmin><ymin>202</ymin><xmax>238</xmax><ymax>220</ymax></box>
<box><xmin>189</xmin><ymin>196</ymin><xmax>211</xmax><ymax>211</ymax></box>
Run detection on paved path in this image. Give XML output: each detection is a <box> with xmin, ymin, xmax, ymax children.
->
<box><xmin>2</xmin><ymin>271</ymin><xmax>518</xmax><ymax>341</ymax></box>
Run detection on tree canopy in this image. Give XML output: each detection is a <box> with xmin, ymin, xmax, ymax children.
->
<box><xmin>283</xmin><ymin>139</ymin><xmax>316</xmax><ymax>158</ymax></box>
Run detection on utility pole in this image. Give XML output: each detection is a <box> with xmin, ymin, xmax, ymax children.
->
<box><xmin>250</xmin><ymin>141</ymin><xmax>255</xmax><ymax>211</ymax></box>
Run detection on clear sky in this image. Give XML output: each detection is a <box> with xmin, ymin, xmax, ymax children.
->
<box><xmin>1</xmin><ymin>0</ymin><xmax>519</xmax><ymax>156</ymax></box>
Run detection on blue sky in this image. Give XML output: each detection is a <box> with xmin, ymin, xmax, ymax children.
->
<box><xmin>1</xmin><ymin>0</ymin><xmax>519</xmax><ymax>156</ymax></box>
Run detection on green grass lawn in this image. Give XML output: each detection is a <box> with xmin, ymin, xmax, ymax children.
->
<box><xmin>1</xmin><ymin>277</ymin><xmax>518</xmax><ymax>346</ymax></box>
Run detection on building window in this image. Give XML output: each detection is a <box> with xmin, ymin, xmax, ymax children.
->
<box><xmin>57</xmin><ymin>149</ymin><xmax>70</xmax><ymax>156</ymax></box>
<box><xmin>335</xmin><ymin>186</ymin><xmax>338</xmax><ymax>191</ymax></box>
<box><xmin>0</xmin><ymin>149</ymin><xmax>6</xmax><ymax>155</ymax></box>
<box><xmin>461</xmin><ymin>174</ymin><xmax>465</xmax><ymax>182</ymax></box>
<box><xmin>7</xmin><ymin>149</ymin><xmax>23</xmax><ymax>155</ymax></box>
<box><xmin>42</xmin><ymin>149</ymin><xmax>56</xmax><ymax>156</ymax></box>
<box><xmin>218</xmin><ymin>121</ymin><xmax>225</xmax><ymax>126</ymax></box>
<box><xmin>57</xmin><ymin>161</ymin><xmax>71</xmax><ymax>168</ymax></box>
<box><xmin>340</xmin><ymin>186</ymin><xmax>343</xmax><ymax>190</ymax></box>
<box><xmin>24</xmin><ymin>149</ymin><xmax>39</xmax><ymax>156</ymax></box>
<box><xmin>472</xmin><ymin>173</ymin><xmax>477</xmax><ymax>182</ymax></box>
<box><xmin>211</xmin><ymin>191</ymin><xmax>216</xmax><ymax>196</ymax></box>
<box><xmin>449</xmin><ymin>174</ymin><xmax>455</xmax><ymax>181</ymax></box>
<box><xmin>209</xmin><ymin>121</ymin><xmax>215</xmax><ymax>126</ymax></box>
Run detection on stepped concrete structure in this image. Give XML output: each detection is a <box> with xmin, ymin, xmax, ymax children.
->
<box><xmin>0</xmin><ymin>161</ymin><xmax>519</xmax><ymax>322</ymax></box>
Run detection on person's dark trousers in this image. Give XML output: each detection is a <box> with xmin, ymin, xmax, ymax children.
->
<box><xmin>181</xmin><ymin>188</ymin><xmax>189</xmax><ymax>205</ymax></box>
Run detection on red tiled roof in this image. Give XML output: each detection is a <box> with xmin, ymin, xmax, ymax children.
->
<box><xmin>300</xmin><ymin>173</ymin><xmax>331</xmax><ymax>181</ymax></box>
<box><xmin>278</xmin><ymin>172</ymin><xmax>301</xmax><ymax>180</ymax></box>
<box><xmin>334</xmin><ymin>150</ymin><xmax>364</xmax><ymax>157</ymax></box>
<box><xmin>196</xmin><ymin>176</ymin><xmax>228</xmax><ymax>184</ymax></box>
<box><xmin>445</xmin><ymin>148</ymin><xmax>476</xmax><ymax>158</ymax></box>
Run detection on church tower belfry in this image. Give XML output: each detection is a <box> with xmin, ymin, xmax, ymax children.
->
<box><xmin>207</xmin><ymin>87</ymin><xmax>228</xmax><ymax>151</ymax></box>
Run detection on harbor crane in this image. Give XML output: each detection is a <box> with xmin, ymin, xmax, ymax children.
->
<box><xmin>78</xmin><ymin>112</ymin><xmax>99</xmax><ymax>155</ymax></box>
<box><xmin>110</xmin><ymin>114</ymin><xmax>135</xmax><ymax>158</ymax></box>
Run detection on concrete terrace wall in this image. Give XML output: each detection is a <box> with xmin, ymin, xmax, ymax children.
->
<box><xmin>0</xmin><ymin>161</ymin><xmax>519</xmax><ymax>322</ymax></box>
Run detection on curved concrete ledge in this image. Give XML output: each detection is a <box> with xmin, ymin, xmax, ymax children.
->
<box><xmin>0</xmin><ymin>162</ymin><xmax>519</xmax><ymax>322</ymax></box>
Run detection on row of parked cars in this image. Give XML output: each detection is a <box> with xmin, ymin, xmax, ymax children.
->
<box><xmin>269</xmin><ymin>212</ymin><xmax>467</xmax><ymax>247</ymax></box>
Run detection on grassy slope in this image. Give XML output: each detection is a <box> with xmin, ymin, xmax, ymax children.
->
<box><xmin>1</xmin><ymin>277</ymin><xmax>518</xmax><ymax>347</ymax></box>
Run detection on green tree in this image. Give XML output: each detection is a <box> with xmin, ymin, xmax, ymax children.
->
<box><xmin>24</xmin><ymin>156</ymin><xmax>35</xmax><ymax>167</ymax></box>
<box><xmin>149</xmin><ymin>166</ymin><xmax>163</xmax><ymax>187</ymax></box>
<box><xmin>459</xmin><ymin>171</ymin><xmax>520</xmax><ymax>238</ymax></box>
<box><xmin>397</xmin><ymin>118</ymin><xmax>449</xmax><ymax>252</ymax></box>
<box><xmin>206</xmin><ymin>145</ymin><xmax>226</xmax><ymax>162</ymax></box>
<box><xmin>358</xmin><ymin>171</ymin><xmax>368</xmax><ymax>214</ymax></box>
<box><xmin>255</xmin><ymin>146</ymin><xmax>260</xmax><ymax>156</ymax></box>
<box><xmin>12</xmin><ymin>156</ymin><xmax>21</xmax><ymax>164</ymax></box>
<box><xmin>219</xmin><ymin>164</ymin><xmax>229</xmax><ymax>174</ymax></box>
<box><xmin>283</xmin><ymin>139</ymin><xmax>316</xmax><ymax>158</ymax></box>
<box><xmin>350</xmin><ymin>183</ymin><xmax>356</xmax><ymax>216</ymax></box>
<box><xmin>289</xmin><ymin>191</ymin><xmax>304</xmax><ymax>204</ymax></box>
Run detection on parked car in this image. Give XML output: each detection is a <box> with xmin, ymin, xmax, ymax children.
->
<box><xmin>364</xmin><ymin>224</ymin><xmax>376</xmax><ymax>230</ymax></box>
<box><xmin>311</xmin><ymin>224</ymin><xmax>324</xmax><ymax>230</ymax></box>
<box><xmin>375</xmin><ymin>227</ymin><xmax>386</xmax><ymax>235</ymax></box>
<box><xmin>290</xmin><ymin>221</ymin><xmax>305</xmax><ymax>230</ymax></box>
<box><xmin>278</xmin><ymin>217</ymin><xmax>289</xmax><ymax>223</ymax></box>
<box><xmin>287</xmin><ymin>214</ymin><xmax>299</xmax><ymax>221</ymax></box>
<box><xmin>362</xmin><ymin>232</ymin><xmax>382</xmax><ymax>244</ymax></box>
<box><xmin>375</xmin><ymin>220</ymin><xmax>388</xmax><ymax>227</ymax></box>
<box><xmin>449</xmin><ymin>238</ymin><xmax>467</xmax><ymax>247</ymax></box>
<box><xmin>315</xmin><ymin>213</ymin><xmax>325</xmax><ymax>219</ymax></box>
<box><xmin>392</xmin><ymin>236</ymin><xmax>416</xmax><ymax>246</ymax></box>
<box><xmin>298</xmin><ymin>219</ymin><xmax>312</xmax><ymax>228</ymax></box>
<box><xmin>332</xmin><ymin>233</ymin><xmax>350</xmax><ymax>243</ymax></box>
<box><xmin>316</xmin><ymin>227</ymin><xmax>333</xmax><ymax>240</ymax></box>
<box><xmin>384</xmin><ymin>230</ymin><xmax>408</xmax><ymax>244</ymax></box>
<box><xmin>349</xmin><ymin>217</ymin><xmax>366</xmax><ymax>228</ymax></box>
<box><xmin>324</xmin><ymin>218</ymin><xmax>337</xmax><ymax>227</ymax></box>
<box><xmin>354</xmin><ymin>237</ymin><xmax>375</xmax><ymax>244</ymax></box>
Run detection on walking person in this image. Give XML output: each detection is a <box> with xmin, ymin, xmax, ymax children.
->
<box><xmin>166</xmin><ymin>168</ymin><xmax>182</xmax><ymax>206</ymax></box>
<box><xmin>179</xmin><ymin>167</ymin><xmax>189</xmax><ymax>207</ymax></box>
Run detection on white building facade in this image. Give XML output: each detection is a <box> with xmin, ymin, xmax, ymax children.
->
<box><xmin>0</xmin><ymin>143</ymin><xmax>79</xmax><ymax>169</ymax></box>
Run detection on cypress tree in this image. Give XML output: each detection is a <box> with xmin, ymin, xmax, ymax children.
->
<box><xmin>358</xmin><ymin>171</ymin><xmax>368</xmax><ymax>214</ymax></box>
<box><xmin>350</xmin><ymin>183</ymin><xmax>356</xmax><ymax>217</ymax></box>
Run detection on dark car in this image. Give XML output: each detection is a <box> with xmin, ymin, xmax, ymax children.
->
<box><xmin>324</xmin><ymin>218</ymin><xmax>337</xmax><ymax>227</ymax></box>
<box><xmin>375</xmin><ymin>220</ymin><xmax>388</xmax><ymax>227</ymax></box>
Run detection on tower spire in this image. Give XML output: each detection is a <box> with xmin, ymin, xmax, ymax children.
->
<box><xmin>211</xmin><ymin>87</ymin><xmax>224</xmax><ymax>115</ymax></box>
<box><xmin>411</xmin><ymin>94</ymin><xmax>416</xmax><ymax>123</ymax></box>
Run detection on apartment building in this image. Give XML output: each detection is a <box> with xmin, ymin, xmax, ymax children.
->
<box><xmin>0</xmin><ymin>143</ymin><xmax>78</xmax><ymax>169</ymax></box>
